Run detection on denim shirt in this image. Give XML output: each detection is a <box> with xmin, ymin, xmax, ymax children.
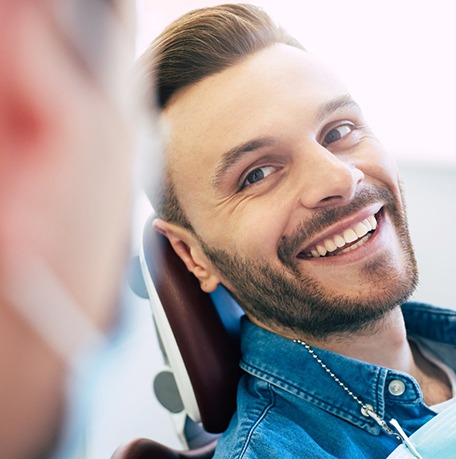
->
<box><xmin>214</xmin><ymin>302</ymin><xmax>456</xmax><ymax>459</ymax></box>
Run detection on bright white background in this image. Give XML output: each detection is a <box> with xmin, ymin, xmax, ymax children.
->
<box><xmin>86</xmin><ymin>2</ymin><xmax>456</xmax><ymax>458</ymax></box>
<box><xmin>137</xmin><ymin>0</ymin><xmax>456</xmax><ymax>165</ymax></box>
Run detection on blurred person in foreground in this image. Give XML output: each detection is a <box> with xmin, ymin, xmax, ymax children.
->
<box><xmin>138</xmin><ymin>4</ymin><xmax>456</xmax><ymax>458</ymax></box>
<box><xmin>0</xmin><ymin>1</ymin><xmax>139</xmax><ymax>458</ymax></box>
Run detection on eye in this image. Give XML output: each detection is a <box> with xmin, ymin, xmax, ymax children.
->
<box><xmin>323</xmin><ymin>124</ymin><xmax>353</xmax><ymax>145</ymax></box>
<box><xmin>241</xmin><ymin>166</ymin><xmax>276</xmax><ymax>188</ymax></box>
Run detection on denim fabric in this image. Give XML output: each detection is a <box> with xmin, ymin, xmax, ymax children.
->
<box><xmin>214</xmin><ymin>302</ymin><xmax>456</xmax><ymax>458</ymax></box>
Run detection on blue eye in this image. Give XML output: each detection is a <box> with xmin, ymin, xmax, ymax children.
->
<box><xmin>323</xmin><ymin>124</ymin><xmax>353</xmax><ymax>145</ymax></box>
<box><xmin>242</xmin><ymin>166</ymin><xmax>276</xmax><ymax>188</ymax></box>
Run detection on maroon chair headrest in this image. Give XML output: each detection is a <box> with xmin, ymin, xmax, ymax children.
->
<box><xmin>112</xmin><ymin>438</ymin><xmax>217</xmax><ymax>459</ymax></box>
<box><xmin>142</xmin><ymin>216</ymin><xmax>242</xmax><ymax>433</ymax></box>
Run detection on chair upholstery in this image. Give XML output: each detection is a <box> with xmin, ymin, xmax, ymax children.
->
<box><xmin>141</xmin><ymin>215</ymin><xmax>242</xmax><ymax>432</ymax></box>
<box><xmin>112</xmin><ymin>216</ymin><xmax>243</xmax><ymax>459</ymax></box>
<box><xmin>111</xmin><ymin>438</ymin><xmax>218</xmax><ymax>459</ymax></box>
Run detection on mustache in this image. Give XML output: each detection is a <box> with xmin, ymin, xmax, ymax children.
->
<box><xmin>277</xmin><ymin>185</ymin><xmax>398</xmax><ymax>267</ymax></box>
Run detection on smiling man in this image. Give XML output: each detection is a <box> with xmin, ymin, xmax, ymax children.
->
<box><xmin>139</xmin><ymin>4</ymin><xmax>456</xmax><ymax>458</ymax></box>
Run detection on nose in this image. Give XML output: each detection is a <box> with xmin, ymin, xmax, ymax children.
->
<box><xmin>297</xmin><ymin>147</ymin><xmax>364</xmax><ymax>209</ymax></box>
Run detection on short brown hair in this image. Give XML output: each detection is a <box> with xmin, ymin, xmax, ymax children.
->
<box><xmin>138</xmin><ymin>4</ymin><xmax>304</xmax><ymax>229</ymax></box>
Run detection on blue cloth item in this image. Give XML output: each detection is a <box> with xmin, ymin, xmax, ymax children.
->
<box><xmin>386</xmin><ymin>397</ymin><xmax>456</xmax><ymax>458</ymax></box>
<box><xmin>214</xmin><ymin>302</ymin><xmax>456</xmax><ymax>459</ymax></box>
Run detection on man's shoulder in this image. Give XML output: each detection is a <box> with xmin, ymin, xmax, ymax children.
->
<box><xmin>213</xmin><ymin>406</ymin><xmax>315</xmax><ymax>459</ymax></box>
<box><xmin>401</xmin><ymin>301</ymin><xmax>456</xmax><ymax>315</ymax></box>
<box><xmin>213</xmin><ymin>376</ymin><xmax>308</xmax><ymax>459</ymax></box>
<box><xmin>402</xmin><ymin>301</ymin><xmax>456</xmax><ymax>348</ymax></box>
<box><xmin>402</xmin><ymin>301</ymin><xmax>456</xmax><ymax>324</ymax></box>
<box><xmin>212</xmin><ymin>375</ymin><xmax>348</xmax><ymax>459</ymax></box>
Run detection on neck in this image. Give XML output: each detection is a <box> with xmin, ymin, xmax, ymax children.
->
<box><xmin>251</xmin><ymin>306</ymin><xmax>412</xmax><ymax>370</ymax></box>
<box><xmin>298</xmin><ymin>307</ymin><xmax>452</xmax><ymax>406</ymax></box>
<box><xmin>252</xmin><ymin>306</ymin><xmax>453</xmax><ymax>406</ymax></box>
<box><xmin>307</xmin><ymin>307</ymin><xmax>410</xmax><ymax>370</ymax></box>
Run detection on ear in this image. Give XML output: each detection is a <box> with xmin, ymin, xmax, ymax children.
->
<box><xmin>153</xmin><ymin>218</ymin><xmax>221</xmax><ymax>293</ymax></box>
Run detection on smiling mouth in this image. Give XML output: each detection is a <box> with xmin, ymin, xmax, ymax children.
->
<box><xmin>297</xmin><ymin>211</ymin><xmax>380</xmax><ymax>259</ymax></box>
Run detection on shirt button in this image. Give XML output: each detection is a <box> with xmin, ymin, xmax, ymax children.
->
<box><xmin>388</xmin><ymin>379</ymin><xmax>406</xmax><ymax>396</ymax></box>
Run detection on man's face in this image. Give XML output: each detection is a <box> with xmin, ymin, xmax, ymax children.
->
<box><xmin>164</xmin><ymin>44</ymin><xmax>417</xmax><ymax>338</ymax></box>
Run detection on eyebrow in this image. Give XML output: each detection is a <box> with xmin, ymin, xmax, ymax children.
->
<box><xmin>211</xmin><ymin>94</ymin><xmax>360</xmax><ymax>189</ymax></box>
<box><xmin>212</xmin><ymin>137</ymin><xmax>277</xmax><ymax>189</ymax></box>
<box><xmin>316</xmin><ymin>94</ymin><xmax>360</xmax><ymax>123</ymax></box>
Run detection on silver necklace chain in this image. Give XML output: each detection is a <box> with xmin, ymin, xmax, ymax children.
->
<box><xmin>294</xmin><ymin>339</ymin><xmax>423</xmax><ymax>459</ymax></box>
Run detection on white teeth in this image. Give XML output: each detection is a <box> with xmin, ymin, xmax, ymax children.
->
<box><xmin>353</xmin><ymin>222</ymin><xmax>369</xmax><ymax>238</ymax></box>
<box><xmin>362</xmin><ymin>218</ymin><xmax>372</xmax><ymax>231</ymax></box>
<box><xmin>305</xmin><ymin>213</ymin><xmax>379</xmax><ymax>258</ymax></box>
<box><xmin>340</xmin><ymin>233</ymin><xmax>370</xmax><ymax>254</ymax></box>
<box><xmin>323</xmin><ymin>238</ymin><xmax>338</xmax><ymax>253</ymax></box>
<box><xmin>368</xmin><ymin>215</ymin><xmax>377</xmax><ymax>230</ymax></box>
<box><xmin>334</xmin><ymin>234</ymin><xmax>346</xmax><ymax>248</ymax></box>
<box><xmin>343</xmin><ymin>228</ymin><xmax>358</xmax><ymax>243</ymax></box>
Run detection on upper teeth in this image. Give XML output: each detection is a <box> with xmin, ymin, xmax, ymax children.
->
<box><xmin>307</xmin><ymin>215</ymin><xmax>377</xmax><ymax>258</ymax></box>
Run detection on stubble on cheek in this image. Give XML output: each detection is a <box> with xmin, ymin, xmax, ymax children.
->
<box><xmin>196</xmin><ymin>181</ymin><xmax>418</xmax><ymax>338</ymax></box>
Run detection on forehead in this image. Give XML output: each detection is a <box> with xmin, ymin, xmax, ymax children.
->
<box><xmin>163</xmin><ymin>44</ymin><xmax>349</xmax><ymax>214</ymax></box>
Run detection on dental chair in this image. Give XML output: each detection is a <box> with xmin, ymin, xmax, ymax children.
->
<box><xmin>112</xmin><ymin>216</ymin><xmax>244</xmax><ymax>459</ymax></box>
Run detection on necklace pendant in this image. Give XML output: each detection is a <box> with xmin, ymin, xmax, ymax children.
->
<box><xmin>294</xmin><ymin>339</ymin><xmax>423</xmax><ymax>459</ymax></box>
<box><xmin>363</xmin><ymin>406</ymin><xmax>423</xmax><ymax>459</ymax></box>
<box><xmin>389</xmin><ymin>419</ymin><xmax>423</xmax><ymax>459</ymax></box>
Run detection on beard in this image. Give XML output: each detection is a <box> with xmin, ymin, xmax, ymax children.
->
<box><xmin>196</xmin><ymin>184</ymin><xmax>418</xmax><ymax>340</ymax></box>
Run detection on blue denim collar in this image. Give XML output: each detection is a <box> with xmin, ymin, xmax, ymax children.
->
<box><xmin>239</xmin><ymin>302</ymin><xmax>456</xmax><ymax>437</ymax></box>
<box><xmin>401</xmin><ymin>302</ymin><xmax>456</xmax><ymax>345</ymax></box>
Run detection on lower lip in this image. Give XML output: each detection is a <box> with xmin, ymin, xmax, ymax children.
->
<box><xmin>299</xmin><ymin>210</ymin><xmax>389</xmax><ymax>265</ymax></box>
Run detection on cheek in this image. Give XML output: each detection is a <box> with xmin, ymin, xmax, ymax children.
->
<box><xmin>356</xmin><ymin>145</ymin><xmax>401</xmax><ymax>195</ymax></box>
<box><xmin>225</xmin><ymin>203</ymin><xmax>290</xmax><ymax>259</ymax></box>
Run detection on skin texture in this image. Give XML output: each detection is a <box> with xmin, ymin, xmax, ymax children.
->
<box><xmin>0</xmin><ymin>2</ymin><xmax>135</xmax><ymax>458</ymax></box>
<box><xmin>156</xmin><ymin>44</ymin><xmax>417</xmax><ymax>340</ymax></box>
<box><xmin>155</xmin><ymin>43</ymin><xmax>453</xmax><ymax>405</ymax></box>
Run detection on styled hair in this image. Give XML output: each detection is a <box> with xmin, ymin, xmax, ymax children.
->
<box><xmin>137</xmin><ymin>4</ymin><xmax>304</xmax><ymax>229</ymax></box>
